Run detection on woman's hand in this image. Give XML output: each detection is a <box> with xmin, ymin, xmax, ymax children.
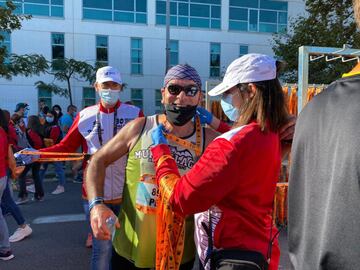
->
<box><xmin>151</xmin><ymin>124</ymin><xmax>168</xmax><ymax>146</ymax></box>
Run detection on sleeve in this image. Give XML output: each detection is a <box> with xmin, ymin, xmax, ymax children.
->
<box><xmin>49</xmin><ymin>126</ymin><xmax>61</xmax><ymax>142</ymax></box>
<box><xmin>151</xmin><ymin>138</ymin><xmax>239</xmax><ymax>216</ymax></box>
<box><xmin>216</xmin><ymin>121</ymin><xmax>231</xmax><ymax>133</ymax></box>
<box><xmin>28</xmin><ymin>131</ymin><xmax>43</xmax><ymax>150</ymax></box>
<box><xmin>40</xmin><ymin>114</ymin><xmax>83</xmax><ymax>154</ymax></box>
<box><xmin>8</xmin><ymin>125</ymin><xmax>17</xmax><ymax>146</ymax></box>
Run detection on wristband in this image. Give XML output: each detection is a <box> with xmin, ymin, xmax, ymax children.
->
<box><xmin>88</xmin><ymin>196</ymin><xmax>104</xmax><ymax>212</ymax></box>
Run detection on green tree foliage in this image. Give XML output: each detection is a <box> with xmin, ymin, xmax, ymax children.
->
<box><xmin>35</xmin><ymin>58</ymin><xmax>96</xmax><ymax>106</ymax></box>
<box><xmin>272</xmin><ymin>0</ymin><xmax>360</xmax><ymax>84</ymax></box>
<box><xmin>0</xmin><ymin>0</ymin><xmax>32</xmax><ymax>77</ymax></box>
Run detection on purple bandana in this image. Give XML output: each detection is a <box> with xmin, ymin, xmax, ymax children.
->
<box><xmin>163</xmin><ymin>64</ymin><xmax>202</xmax><ymax>89</ymax></box>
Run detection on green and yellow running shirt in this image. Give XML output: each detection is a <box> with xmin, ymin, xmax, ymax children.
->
<box><xmin>113</xmin><ymin>115</ymin><xmax>205</xmax><ymax>268</ymax></box>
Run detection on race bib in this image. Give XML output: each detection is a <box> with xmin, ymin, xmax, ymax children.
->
<box><xmin>136</xmin><ymin>174</ymin><xmax>159</xmax><ymax>214</ymax></box>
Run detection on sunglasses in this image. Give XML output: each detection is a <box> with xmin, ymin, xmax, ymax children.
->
<box><xmin>167</xmin><ymin>84</ymin><xmax>199</xmax><ymax>97</ymax></box>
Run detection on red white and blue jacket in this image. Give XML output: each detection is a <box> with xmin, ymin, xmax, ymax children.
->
<box><xmin>41</xmin><ymin>101</ymin><xmax>143</xmax><ymax>203</ymax></box>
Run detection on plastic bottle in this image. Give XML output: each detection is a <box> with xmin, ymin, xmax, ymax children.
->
<box><xmin>106</xmin><ymin>216</ymin><xmax>117</xmax><ymax>240</ymax></box>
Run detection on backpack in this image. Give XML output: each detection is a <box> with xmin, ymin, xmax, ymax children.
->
<box><xmin>15</xmin><ymin>126</ymin><xmax>30</xmax><ymax>149</ymax></box>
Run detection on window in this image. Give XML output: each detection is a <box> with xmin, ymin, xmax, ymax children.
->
<box><xmin>83</xmin><ymin>0</ymin><xmax>147</xmax><ymax>24</ymax></box>
<box><xmin>38</xmin><ymin>89</ymin><xmax>52</xmax><ymax>108</ymax></box>
<box><xmin>170</xmin><ymin>40</ymin><xmax>178</xmax><ymax>67</ymax></box>
<box><xmin>156</xmin><ymin>0</ymin><xmax>221</xmax><ymax>29</ymax></box>
<box><xmin>239</xmin><ymin>45</ymin><xmax>248</xmax><ymax>57</ymax></box>
<box><xmin>83</xmin><ymin>87</ymin><xmax>96</xmax><ymax>108</ymax></box>
<box><xmin>5</xmin><ymin>0</ymin><xmax>64</xmax><ymax>17</ymax></box>
<box><xmin>0</xmin><ymin>32</ymin><xmax>11</xmax><ymax>62</ymax></box>
<box><xmin>155</xmin><ymin>89</ymin><xmax>162</xmax><ymax>113</ymax></box>
<box><xmin>210</xmin><ymin>43</ymin><xmax>220</xmax><ymax>77</ymax></box>
<box><xmin>96</xmin><ymin>35</ymin><xmax>108</xmax><ymax>66</ymax></box>
<box><xmin>229</xmin><ymin>0</ymin><xmax>288</xmax><ymax>33</ymax></box>
<box><xmin>131</xmin><ymin>88</ymin><xmax>143</xmax><ymax>109</ymax></box>
<box><xmin>131</xmin><ymin>38</ymin><xmax>143</xmax><ymax>75</ymax></box>
<box><xmin>51</xmin><ymin>32</ymin><xmax>64</xmax><ymax>70</ymax></box>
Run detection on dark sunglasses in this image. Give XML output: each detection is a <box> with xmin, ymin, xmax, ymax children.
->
<box><xmin>167</xmin><ymin>84</ymin><xmax>199</xmax><ymax>97</ymax></box>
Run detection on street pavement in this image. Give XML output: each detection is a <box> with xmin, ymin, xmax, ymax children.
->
<box><xmin>4</xmin><ymin>179</ymin><xmax>91</xmax><ymax>270</ymax></box>
<box><xmin>2</xmin><ymin>177</ymin><xmax>291</xmax><ymax>270</ymax></box>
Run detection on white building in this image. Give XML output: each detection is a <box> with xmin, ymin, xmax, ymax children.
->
<box><xmin>0</xmin><ymin>0</ymin><xmax>305</xmax><ymax>115</ymax></box>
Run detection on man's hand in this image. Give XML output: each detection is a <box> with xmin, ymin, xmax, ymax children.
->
<box><xmin>196</xmin><ymin>107</ymin><xmax>213</xmax><ymax>125</ymax></box>
<box><xmin>14</xmin><ymin>147</ymin><xmax>39</xmax><ymax>165</ymax></box>
<box><xmin>90</xmin><ymin>204</ymin><xmax>120</xmax><ymax>240</ymax></box>
<box><xmin>279</xmin><ymin>115</ymin><xmax>297</xmax><ymax>142</ymax></box>
<box><xmin>151</xmin><ymin>124</ymin><xmax>168</xmax><ymax>146</ymax></box>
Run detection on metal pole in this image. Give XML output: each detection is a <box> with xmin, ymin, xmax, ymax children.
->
<box><xmin>298</xmin><ymin>46</ymin><xmax>309</xmax><ymax>113</ymax></box>
<box><xmin>165</xmin><ymin>0</ymin><xmax>170</xmax><ymax>73</ymax></box>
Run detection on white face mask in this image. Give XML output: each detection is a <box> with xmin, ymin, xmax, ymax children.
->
<box><xmin>99</xmin><ymin>89</ymin><xmax>120</xmax><ymax>105</ymax></box>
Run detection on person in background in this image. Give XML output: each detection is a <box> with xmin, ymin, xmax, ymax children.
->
<box><xmin>52</xmin><ymin>104</ymin><xmax>63</xmax><ymax>121</ymax></box>
<box><xmin>14</xmin><ymin>103</ymin><xmax>29</xmax><ymax>127</ymax></box>
<box><xmin>39</xmin><ymin>106</ymin><xmax>49</xmax><ymax>126</ymax></box>
<box><xmin>150</xmin><ymin>54</ymin><xmax>288</xmax><ymax>270</ymax></box>
<box><xmin>16</xmin><ymin>115</ymin><xmax>44</xmax><ymax>204</ymax></box>
<box><xmin>288</xmin><ymin>1</ymin><xmax>360</xmax><ymax>269</ymax></box>
<box><xmin>0</xmin><ymin>108</ymin><xmax>14</xmax><ymax>261</ymax></box>
<box><xmin>39</xmin><ymin>110</ymin><xmax>65</xmax><ymax>195</ymax></box>
<box><xmin>38</xmin><ymin>99</ymin><xmax>46</xmax><ymax>113</ymax></box>
<box><xmin>0</xmin><ymin>110</ymin><xmax>33</xmax><ymax>242</ymax></box>
<box><xmin>60</xmin><ymin>105</ymin><xmax>77</xmax><ymax>136</ymax></box>
<box><xmin>10</xmin><ymin>114</ymin><xmax>29</xmax><ymax>152</ymax></box>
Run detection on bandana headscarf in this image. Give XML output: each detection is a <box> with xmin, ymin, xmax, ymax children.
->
<box><xmin>164</xmin><ymin>64</ymin><xmax>202</xmax><ymax>90</ymax></box>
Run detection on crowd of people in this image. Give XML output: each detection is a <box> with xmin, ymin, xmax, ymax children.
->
<box><xmin>2</xmin><ymin>2</ymin><xmax>360</xmax><ymax>267</ymax></box>
<box><xmin>0</xmin><ymin>99</ymin><xmax>80</xmax><ymax>260</ymax></box>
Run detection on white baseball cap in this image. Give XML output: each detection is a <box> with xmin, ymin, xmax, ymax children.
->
<box><xmin>96</xmin><ymin>66</ymin><xmax>122</xmax><ymax>84</ymax></box>
<box><xmin>209</xmin><ymin>53</ymin><xmax>277</xmax><ymax>96</ymax></box>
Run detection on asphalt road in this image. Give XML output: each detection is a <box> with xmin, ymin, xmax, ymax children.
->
<box><xmin>4</xmin><ymin>179</ymin><xmax>91</xmax><ymax>270</ymax></box>
<box><xmin>2</xmin><ymin>177</ymin><xmax>291</xmax><ymax>270</ymax></box>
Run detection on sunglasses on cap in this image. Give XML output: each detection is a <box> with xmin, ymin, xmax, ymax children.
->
<box><xmin>167</xmin><ymin>84</ymin><xmax>199</xmax><ymax>97</ymax></box>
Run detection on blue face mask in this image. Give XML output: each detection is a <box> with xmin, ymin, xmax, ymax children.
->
<box><xmin>99</xmin><ymin>89</ymin><xmax>120</xmax><ymax>106</ymax></box>
<box><xmin>24</xmin><ymin>109</ymin><xmax>29</xmax><ymax>117</ymax></box>
<box><xmin>46</xmin><ymin>117</ymin><xmax>54</xmax><ymax>123</ymax></box>
<box><xmin>72</xmin><ymin>112</ymin><xmax>77</xmax><ymax>118</ymax></box>
<box><xmin>221</xmin><ymin>93</ymin><xmax>240</xmax><ymax>122</ymax></box>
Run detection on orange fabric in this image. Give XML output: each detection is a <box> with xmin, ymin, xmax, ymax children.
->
<box><xmin>306</xmin><ymin>87</ymin><xmax>316</xmax><ymax>104</ymax></box>
<box><xmin>288</xmin><ymin>87</ymin><xmax>298</xmax><ymax>115</ymax></box>
<box><xmin>156</xmin><ymin>173</ymin><xmax>185</xmax><ymax>270</ymax></box>
<box><xmin>273</xmin><ymin>183</ymin><xmax>288</xmax><ymax>227</ymax></box>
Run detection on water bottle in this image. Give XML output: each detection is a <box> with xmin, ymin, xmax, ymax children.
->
<box><xmin>106</xmin><ymin>216</ymin><xmax>117</xmax><ymax>240</ymax></box>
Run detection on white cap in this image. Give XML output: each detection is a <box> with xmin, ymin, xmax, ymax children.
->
<box><xmin>96</xmin><ymin>66</ymin><xmax>122</xmax><ymax>84</ymax></box>
<box><xmin>209</xmin><ymin>53</ymin><xmax>277</xmax><ymax>96</ymax></box>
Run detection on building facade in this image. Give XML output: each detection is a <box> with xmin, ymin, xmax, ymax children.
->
<box><xmin>0</xmin><ymin>0</ymin><xmax>305</xmax><ymax>115</ymax></box>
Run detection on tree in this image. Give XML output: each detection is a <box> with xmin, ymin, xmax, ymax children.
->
<box><xmin>272</xmin><ymin>0</ymin><xmax>360</xmax><ymax>84</ymax></box>
<box><xmin>0</xmin><ymin>0</ymin><xmax>32</xmax><ymax>77</ymax></box>
<box><xmin>35</xmin><ymin>58</ymin><xmax>96</xmax><ymax>106</ymax></box>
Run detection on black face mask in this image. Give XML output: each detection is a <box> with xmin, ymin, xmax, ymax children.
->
<box><xmin>164</xmin><ymin>104</ymin><xmax>197</xmax><ymax>126</ymax></box>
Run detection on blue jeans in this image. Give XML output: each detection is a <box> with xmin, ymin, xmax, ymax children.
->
<box><xmin>18</xmin><ymin>163</ymin><xmax>43</xmax><ymax>199</ymax></box>
<box><xmin>83</xmin><ymin>200</ymin><xmax>91</xmax><ymax>234</ymax></box>
<box><xmin>0</xmin><ymin>176</ymin><xmax>10</xmax><ymax>253</ymax></box>
<box><xmin>91</xmin><ymin>203</ymin><xmax>121</xmax><ymax>270</ymax></box>
<box><xmin>1</xmin><ymin>178</ymin><xmax>25</xmax><ymax>226</ymax></box>
<box><xmin>40</xmin><ymin>162</ymin><xmax>65</xmax><ymax>186</ymax></box>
